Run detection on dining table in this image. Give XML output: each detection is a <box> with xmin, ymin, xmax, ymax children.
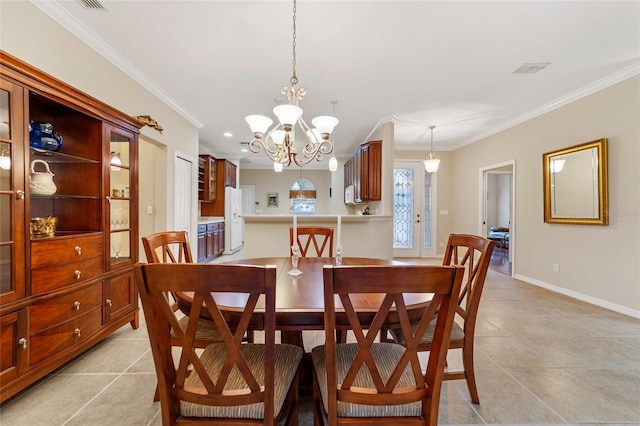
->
<box><xmin>175</xmin><ymin>256</ymin><xmax>434</xmax><ymax>346</ymax></box>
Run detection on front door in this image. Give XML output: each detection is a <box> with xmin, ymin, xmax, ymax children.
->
<box><xmin>393</xmin><ymin>161</ymin><xmax>436</xmax><ymax>258</ymax></box>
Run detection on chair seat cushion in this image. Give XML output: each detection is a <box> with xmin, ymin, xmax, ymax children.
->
<box><xmin>172</xmin><ymin>316</ymin><xmax>222</xmax><ymax>342</ymax></box>
<box><xmin>390</xmin><ymin>320</ymin><xmax>465</xmax><ymax>346</ymax></box>
<box><xmin>311</xmin><ymin>342</ymin><xmax>422</xmax><ymax>418</ymax></box>
<box><xmin>181</xmin><ymin>343</ymin><xmax>303</xmax><ymax>419</ymax></box>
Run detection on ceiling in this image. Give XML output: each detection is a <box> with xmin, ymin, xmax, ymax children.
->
<box><xmin>34</xmin><ymin>1</ymin><xmax>640</xmax><ymax>169</ymax></box>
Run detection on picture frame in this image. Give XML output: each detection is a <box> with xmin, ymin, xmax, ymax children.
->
<box><xmin>267</xmin><ymin>192</ymin><xmax>279</xmax><ymax>207</ymax></box>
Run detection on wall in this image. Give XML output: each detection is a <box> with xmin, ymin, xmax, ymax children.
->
<box><xmin>450</xmin><ymin>76</ymin><xmax>640</xmax><ymax>316</ymax></box>
<box><xmin>1</xmin><ymin>1</ymin><xmax>201</xmax><ymax>249</ymax></box>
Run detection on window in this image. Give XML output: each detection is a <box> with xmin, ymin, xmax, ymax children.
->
<box><xmin>290</xmin><ymin>178</ymin><xmax>316</xmax><ymax>215</ymax></box>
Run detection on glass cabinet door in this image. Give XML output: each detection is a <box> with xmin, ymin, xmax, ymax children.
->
<box><xmin>107</xmin><ymin>125</ymin><xmax>134</xmax><ymax>269</ymax></box>
<box><xmin>0</xmin><ymin>79</ymin><xmax>26</xmax><ymax>303</ymax></box>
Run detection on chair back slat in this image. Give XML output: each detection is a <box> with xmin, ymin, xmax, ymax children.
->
<box><xmin>135</xmin><ymin>262</ymin><xmax>278</xmax><ymax>421</ymax></box>
<box><xmin>321</xmin><ymin>264</ymin><xmax>464</xmax><ymax>422</ymax></box>
<box><xmin>290</xmin><ymin>226</ymin><xmax>334</xmax><ymax>257</ymax></box>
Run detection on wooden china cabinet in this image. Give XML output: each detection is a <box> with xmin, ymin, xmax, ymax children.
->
<box><xmin>0</xmin><ymin>52</ymin><xmax>140</xmax><ymax>402</ymax></box>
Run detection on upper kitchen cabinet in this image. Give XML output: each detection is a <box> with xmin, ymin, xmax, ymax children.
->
<box><xmin>0</xmin><ymin>51</ymin><xmax>140</xmax><ymax>402</ymax></box>
<box><xmin>344</xmin><ymin>140</ymin><xmax>382</xmax><ymax>203</ymax></box>
<box><xmin>200</xmin><ymin>159</ymin><xmax>237</xmax><ymax>216</ymax></box>
<box><xmin>198</xmin><ymin>154</ymin><xmax>216</xmax><ymax>202</ymax></box>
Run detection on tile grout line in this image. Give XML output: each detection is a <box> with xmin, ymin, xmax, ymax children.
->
<box><xmin>61</xmin><ymin>348</ymin><xmax>154</xmax><ymax>425</ymax></box>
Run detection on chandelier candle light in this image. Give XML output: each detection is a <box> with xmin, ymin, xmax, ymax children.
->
<box><xmin>245</xmin><ymin>0</ymin><xmax>338</xmax><ymax>169</ymax></box>
<box><xmin>423</xmin><ymin>125</ymin><xmax>441</xmax><ymax>174</ymax></box>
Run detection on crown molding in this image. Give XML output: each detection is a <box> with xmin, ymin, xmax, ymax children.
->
<box><xmin>30</xmin><ymin>0</ymin><xmax>204</xmax><ymax>129</ymax></box>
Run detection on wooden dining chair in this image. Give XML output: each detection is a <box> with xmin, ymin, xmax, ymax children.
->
<box><xmin>290</xmin><ymin>226</ymin><xmax>334</xmax><ymax>257</ymax></box>
<box><xmin>381</xmin><ymin>234</ymin><xmax>494</xmax><ymax>404</ymax></box>
<box><xmin>135</xmin><ymin>262</ymin><xmax>303</xmax><ymax>426</ymax></box>
<box><xmin>311</xmin><ymin>263</ymin><xmax>464</xmax><ymax>425</ymax></box>
<box><xmin>142</xmin><ymin>231</ymin><xmax>252</xmax><ymax>401</ymax></box>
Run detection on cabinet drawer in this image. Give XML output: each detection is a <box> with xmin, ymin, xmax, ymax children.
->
<box><xmin>198</xmin><ymin>224</ymin><xmax>206</xmax><ymax>234</ymax></box>
<box><xmin>206</xmin><ymin>223</ymin><xmax>218</xmax><ymax>231</ymax></box>
<box><xmin>30</xmin><ymin>283</ymin><xmax>102</xmax><ymax>332</ymax></box>
<box><xmin>31</xmin><ymin>235</ymin><xmax>103</xmax><ymax>268</ymax></box>
<box><xmin>31</xmin><ymin>257</ymin><xmax>104</xmax><ymax>295</ymax></box>
<box><xmin>30</xmin><ymin>307</ymin><xmax>102</xmax><ymax>365</ymax></box>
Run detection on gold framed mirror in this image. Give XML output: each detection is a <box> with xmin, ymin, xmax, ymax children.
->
<box><xmin>543</xmin><ymin>138</ymin><xmax>608</xmax><ymax>225</ymax></box>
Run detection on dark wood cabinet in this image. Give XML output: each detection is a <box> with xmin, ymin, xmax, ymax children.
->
<box><xmin>0</xmin><ymin>52</ymin><xmax>140</xmax><ymax>402</ymax></box>
<box><xmin>198</xmin><ymin>154</ymin><xmax>216</xmax><ymax>202</ymax></box>
<box><xmin>344</xmin><ymin>140</ymin><xmax>382</xmax><ymax>203</ymax></box>
<box><xmin>223</xmin><ymin>160</ymin><xmax>237</xmax><ymax>188</ymax></box>
<box><xmin>197</xmin><ymin>221</ymin><xmax>224</xmax><ymax>262</ymax></box>
<box><xmin>200</xmin><ymin>158</ymin><xmax>237</xmax><ymax>216</ymax></box>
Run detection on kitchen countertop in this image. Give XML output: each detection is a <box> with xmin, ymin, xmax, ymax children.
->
<box><xmin>198</xmin><ymin>217</ymin><xmax>224</xmax><ymax>224</ymax></box>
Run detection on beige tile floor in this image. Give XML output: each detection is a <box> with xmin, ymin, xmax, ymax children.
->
<box><xmin>1</xmin><ymin>254</ymin><xmax>639</xmax><ymax>425</ymax></box>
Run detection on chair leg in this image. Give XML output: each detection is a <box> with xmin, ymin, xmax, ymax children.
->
<box><xmin>462</xmin><ymin>341</ymin><xmax>480</xmax><ymax>404</ymax></box>
<box><xmin>153</xmin><ymin>384</ymin><xmax>160</xmax><ymax>402</ymax></box>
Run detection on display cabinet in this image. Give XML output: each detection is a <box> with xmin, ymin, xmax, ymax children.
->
<box><xmin>0</xmin><ymin>51</ymin><xmax>140</xmax><ymax>402</ymax></box>
<box><xmin>198</xmin><ymin>154</ymin><xmax>216</xmax><ymax>202</ymax></box>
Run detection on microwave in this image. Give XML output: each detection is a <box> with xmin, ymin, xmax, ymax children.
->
<box><xmin>344</xmin><ymin>185</ymin><xmax>355</xmax><ymax>205</ymax></box>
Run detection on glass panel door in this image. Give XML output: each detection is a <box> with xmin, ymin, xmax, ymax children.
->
<box><xmin>0</xmin><ymin>80</ymin><xmax>26</xmax><ymax>303</ymax></box>
<box><xmin>393</xmin><ymin>161</ymin><xmax>436</xmax><ymax>258</ymax></box>
<box><xmin>108</xmin><ymin>126</ymin><xmax>132</xmax><ymax>269</ymax></box>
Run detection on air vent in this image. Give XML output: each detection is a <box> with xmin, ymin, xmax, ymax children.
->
<box><xmin>513</xmin><ymin>63</ymin><xmax>550</xmax><ymax>74</ymax></box>
<box><xmin>77</xmin><ymin>0</ymin><xmax>108</xmax><ymax>11</ymax></box>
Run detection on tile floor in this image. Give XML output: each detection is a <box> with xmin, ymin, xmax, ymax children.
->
<box><xmin>1</xmin><ymin>253</ymin><xmax>639</xmax><ymax>425</ymax></box>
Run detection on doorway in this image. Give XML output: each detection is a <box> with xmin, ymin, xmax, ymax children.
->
<box><xmin>174</xmin><ymin>153</ymin><xmax>194</xmax><ymax>233</ymax></box>
<box><xmin>393</xmin><ymin>161</ymin><xmax>437</xmax><ymax>258</ymax></box>
<box><xmin>479</xmin><ymin>161</ymin><xmax>515</xmax><ymax>275</ymax></box>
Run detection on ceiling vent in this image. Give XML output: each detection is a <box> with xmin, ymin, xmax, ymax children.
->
<box><xmin>513</xmin><ymin>63</ymin><xmax>550</xmax><ymax>74</ymax></box>
<box><xmin>77</xmin><ymin>0</ymin><xmax>108</xmax><ymax>11</ymax></box>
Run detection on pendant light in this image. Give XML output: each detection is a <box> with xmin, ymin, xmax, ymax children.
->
<box><xmin>423</xmin><ymin>125</ymin><xmax>440</xmax><ymax>174</ymax></box>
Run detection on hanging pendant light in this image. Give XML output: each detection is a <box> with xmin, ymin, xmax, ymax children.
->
<box><xmin>328</xmin><ymin>100</ymin><xmax>338</xmax><ymax>172</ymax></box>
<box><xmin>423</xmin><ymin>125</ymin><xmax>440</xmax><ymax>174</ymax></box>
<box><xmin>245</xmin><ymin>0</ymin><xmax>338</xmax><ymax>169</ymax></box>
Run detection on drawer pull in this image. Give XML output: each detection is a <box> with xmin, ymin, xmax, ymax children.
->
<box><xmin>74</xmin><ymin>301</ymin><xmax>81</xmax><ymax>310</ymax></box>
<box><xmin>75</xmin><ymin>270</ymin><xmax>81</xmax><ymax>280</ymax></box>
<box><xmin>75</xmin><ymin>328</ymin><xmax>81</xmax><ymax>337</ymax></box>
<box><xmin>75</xmin><ymin>246</ymin><xmax>82</xmax><ymax>255</ymax></box>
<box><xmin>18</xmin><ymin>337</ymin><xmax>27</xmax><ymax>349</ymax></box>
<box><xmin>106</xmin><ymin>298</ymin><xmax>112</xmax><ymax>306</ymax></box>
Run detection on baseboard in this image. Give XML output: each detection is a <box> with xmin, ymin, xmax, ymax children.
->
<box><xmin>514</xmin><ymin>273</ymin><xmax>640</xmax><ymax>319</ymax></box>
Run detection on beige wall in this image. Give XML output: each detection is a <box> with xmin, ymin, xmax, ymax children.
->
<box><xmin>449</xmin><ymin>76</ymin><xmax>639</xmax><ymax>315</ymax></box>
<box><xmin>1</xmin><ymin>1</ymin><xmax>201</xmax><ymax>249</ymax></box>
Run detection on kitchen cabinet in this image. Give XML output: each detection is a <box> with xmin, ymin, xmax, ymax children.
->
<box><xmin>200</xmin><ymin>158</ymin><xmax>237</xmax><ymax>216</ymax></box>
<box><xmin>197</xmin><ymin>221</ymin><xmax>224</xmax><ymax>262</ymax></box>
<box><xmin>344</xmin><ymin>140</ymin><xmax>382</xmax><ymax>203</ymax></box>
<box><xmin>198</xmin><ymin>154</ymin><xmax>216</xmax><ymax>202</ymax></box>
<box><xmin>0</xmin><ymin>52</ymin><xmax>140</xmax><ymax>402</ymax></box>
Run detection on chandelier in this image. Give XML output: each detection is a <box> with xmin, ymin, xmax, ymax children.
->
<box><xmin>423</xmin><ymin>125</ymin><xmax>441</xmax><ymax>173</ymax></box>
<box><xmin>245</xmin><ymin>0</ymin><xmax>338</xmax><ymax>170</ymax></box>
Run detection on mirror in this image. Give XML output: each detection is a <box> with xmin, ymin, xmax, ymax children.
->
<box><xmin>543</xmin><ymin>138</ymin><xmax>608</xmax><ymax>225</ymax></box>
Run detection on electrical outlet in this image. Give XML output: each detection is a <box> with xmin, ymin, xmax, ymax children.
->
<box><xmin>439</xmin><ymin>241</ymin><xmax>444</xmax><ymax>248</ymax></box>
<box><xmin>553</xmin><ymin>263</ymin><xmax>559</xmax><ymax>273</ymax></box>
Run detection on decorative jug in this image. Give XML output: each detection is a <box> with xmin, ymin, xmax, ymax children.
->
<box><xmin>29</xmin><ymin>159</ymin><xmax>57</xmax><ymax>195</ymax></box>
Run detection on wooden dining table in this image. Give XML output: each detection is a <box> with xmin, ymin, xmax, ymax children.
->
<box><xmin>175</xmin><ymin>256</ymin><xmax>434</xmax><ymax>346</ymax></box>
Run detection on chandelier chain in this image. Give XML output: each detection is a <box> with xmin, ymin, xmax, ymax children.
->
<box><xmin>291</xmin><ymin>0</ymin><xmax>298</xmax><ymax>86</ymax></box>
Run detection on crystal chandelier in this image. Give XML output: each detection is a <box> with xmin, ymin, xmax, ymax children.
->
<box><xmin>423</xmin><ymin>125</ymin><xmax>441</xmax><ymax>173</ymax></box>
<box><xmin>245</xmin><ymin>0</ymin><xmax>338</xmax><ymax>169</ymax></box>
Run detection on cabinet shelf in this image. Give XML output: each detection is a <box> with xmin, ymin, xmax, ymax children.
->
<box><xmin>30</xmin><ymin>147</ymin><xmax>100</xmax><ymax>164</ymax></box>
<box><xmin>31</xmin><ymin>194</ymin><xmax>101</xmax><ymax>200</ymax></box>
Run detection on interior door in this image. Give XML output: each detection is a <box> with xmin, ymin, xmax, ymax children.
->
<box><xmin>174</xmin><ymin>154</ymin><xmax>193</xmax><ymax>233</ymax></box>
<box><xmin>393</xmin><ymin>161</ymin><xmax>436</xmax><ymax>258</ymax></box>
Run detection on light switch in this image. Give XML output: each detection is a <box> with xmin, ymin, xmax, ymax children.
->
<box><xmin>147</xmin><ymin>205</ymin><xmax>153</xmax><ymax>215</ymax></box>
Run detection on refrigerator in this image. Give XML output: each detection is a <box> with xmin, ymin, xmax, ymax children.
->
<box><xmin>224</xmin><ymin>186</ymin><xmax>243</xmax><ymax>254</ymax></box>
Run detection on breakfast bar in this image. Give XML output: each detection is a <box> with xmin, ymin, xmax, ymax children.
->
<box><xmin>241</xmin><ymin>214</ymin><xmax>393</xmax><ymax>258</ymax></box>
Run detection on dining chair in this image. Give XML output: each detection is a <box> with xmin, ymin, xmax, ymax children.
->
<box><xmin>290</xmin><ymin>226</ymin><xmax>334</xmax><ymax>257</ymax></box>
<box><xmin>311</xmin><ymin>263</ymin><xmax>464</xmax><ymax>425</ymax></box>
<box><xmin>380</xmin><ymin>234</ymin><xmax>494</xmax><ymax>404</ymax></box>
<box><xmin>135</xmin><ymin>262</ymin><xmax>303</xmax><ymax>426</ymax></box>
<box><xmin>142</xmin><ymin>231</ymin><xmax>252</xmax><ymax>402</ymax></box>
